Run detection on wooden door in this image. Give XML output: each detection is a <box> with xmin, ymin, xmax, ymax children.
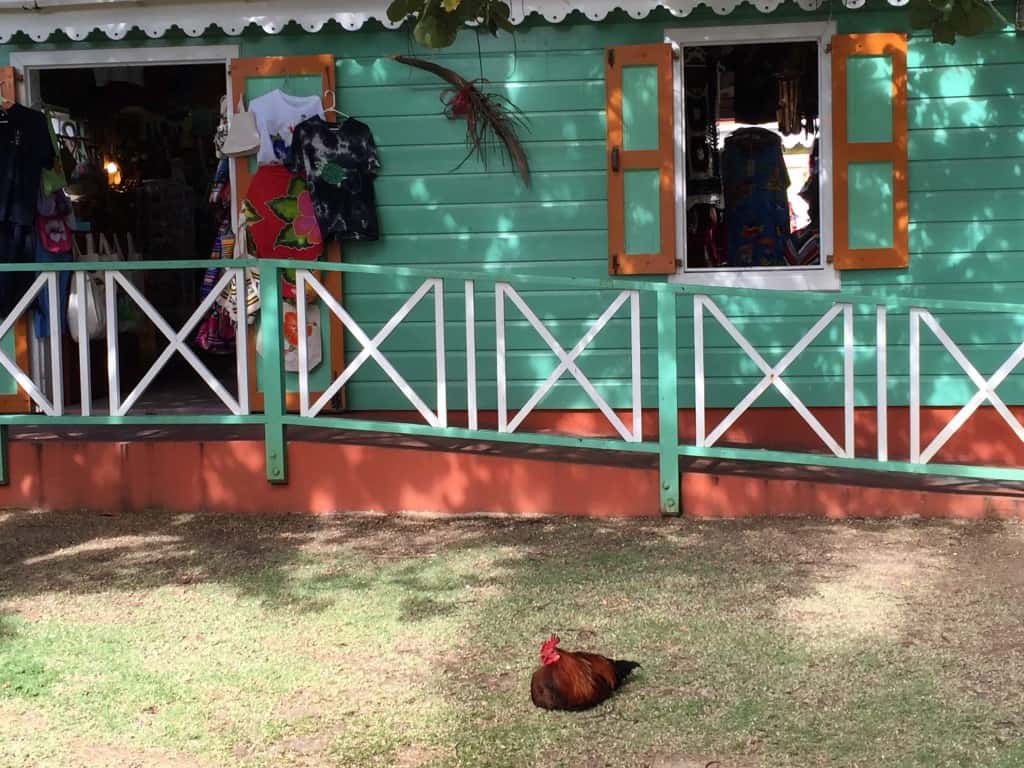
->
<box><xmin>0</xmin><ymin>65</ymin><xmax>33</xmax><ymax>414</ymax></box>
<box><xmin>229</xmin><ymin>55</ymin><xmax>345</xmax><ymax>413</ymax></box>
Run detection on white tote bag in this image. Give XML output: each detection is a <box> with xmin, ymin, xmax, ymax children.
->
<box><xmin>220</xmin><ymin>96</ymin><xmax>260</xmax><ymax>158</ymax></box>
<box><xmin>67</xmin><ymin>271</ymin><xmax>106</xmax><ymax>342</ymax></box>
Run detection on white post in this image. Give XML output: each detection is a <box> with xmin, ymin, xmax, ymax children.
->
<box><xmin>495</xmin><ymin>283</ymin><xmax>508</xmax><ymax>433</ymax></box>
<box><xmin>630</xmin><ymin>290</ymin><xmax>642</xmax><ymax>442</ymax></box>
<box><xmin>74</xmin><ymin>271</ymin><xmax>91</xmax><ymax>416</ymax></box>
<box><xmin>296</xmin><ymin>271</ymin><xmax>310</xmax><ymax>416</ymax></box>
<box><xmin>46</xmin><ymin>273</ymin><xmax>63</xmax><ymax>416</ymax></box>
<box><xmin>464</xmin><ymin>280</ymin><xmax>478</xmax><ymax>431</ymax></box>
<box><xmin>876</xmin><ymin>305</ymin><xmax>888</xmax><ymax>462</ymax></box>
<box><xmin>909</xmin><ymin>308</ymin><xmax>921</xmax><ymax>463</ymax></box>
<box><xmin>104</xmin><ymin>270</ymin><xmax>120</xmax><ymax>416</ymax></box>
<box><xmin>433</xmin><ymin>279</ymin><xmax>447</xmax><ymax>429</ymax></box>
<box><xmin>234</xmin><ymin>268</ymin><xmax>250</xmax><ymax>415</ymax></box>
<box><xmin>843</xmin><ymin>303</ymin><xmax>854</xmax><ymax>458</ymax></box>
<box><xmin>693</xmin><ymin>296</ymin><xmax>706</xmax><ymax>448</ymax></box>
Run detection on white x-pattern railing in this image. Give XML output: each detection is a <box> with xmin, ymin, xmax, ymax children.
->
<box><xmin>1</xmin><ymin>267</ymin><xmax>251</xmax><ymax>418</ymax></box>
<box><xmin>0</xmin><ymin>273</ymin><xmax>63</xmax><ymax>416</ymax></box>
<box><xmin>296</xmin><ymin>270</ymin><xmax>447</xmax><ymax>426</ymax></box>
<box><xmin>495</xmin><ymin>283</ymin><xmax>642</xmax><ymax>442</ymax></box>
<box><xmin>693</xmin><ymin>295</ymin><xmax>855</xmax><ymax>459</ymax></box>
<box><xmin>104</xmin><ymin>269</ymin><xmax>250</xmax><ymax>416</ymax></box>
<box><xmin>7</xmin><ymin>263</ymin><xmax>1024</xmax><ymax>475</ymax></box>
<box><xmin>909</xmin><ymin>308</ymin><xmax>1024</xmax><ymax>465</ymax></box>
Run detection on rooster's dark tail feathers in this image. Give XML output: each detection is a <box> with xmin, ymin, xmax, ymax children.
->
<box><xmin>612</xmin><ymin>659</ymin><xmax>641</xmax><ymax>686</ymax></box>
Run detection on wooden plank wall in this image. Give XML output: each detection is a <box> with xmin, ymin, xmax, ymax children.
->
<box><xmin>1</xmin><ymin>5</ymin><xmax>1022</xmax><ymax>412</ymax></box>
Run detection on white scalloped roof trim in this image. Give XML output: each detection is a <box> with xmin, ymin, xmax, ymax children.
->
<box><xmin>0</xmin><ymin>0</ymin><xmax>885</xmax><ymax>44</ymax></box>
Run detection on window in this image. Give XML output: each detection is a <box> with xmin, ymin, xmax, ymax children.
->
<box><xmin>667</xmin><ymin>22</ymin><xmax>838</xmax><ymax>291</ymax></box>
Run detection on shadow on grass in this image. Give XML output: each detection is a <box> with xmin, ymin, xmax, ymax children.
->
<box><xmin>1</xmin><ymin>511</ymin><xmax>1023</xmax><ymax>767</ymax></box>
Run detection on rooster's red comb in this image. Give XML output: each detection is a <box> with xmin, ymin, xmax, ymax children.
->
<box><xmin>541</xmin><ymin>634</ymin><xmax>560</xmax><ymax>651</ymax></box>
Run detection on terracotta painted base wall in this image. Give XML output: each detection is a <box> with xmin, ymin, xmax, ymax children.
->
<box><xmin>2</xmin><ymin>438</ymin><xmax>1023</xmax><ymax>520</ymax></box>
<box><xmin>0</xmin><ymin>440</ymin><xmax>660</xmax><ymax>517</ymax></box>
<box><xmin>4</xmin><ymin>407</ymin><xmax>1024</xmax><ymax>519</ymax></box>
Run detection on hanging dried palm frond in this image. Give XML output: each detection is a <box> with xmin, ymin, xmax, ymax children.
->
<box><xmin>393</xmin><ymin>55</ymin><xmax>530</xmax><ymax>187</ymax></box>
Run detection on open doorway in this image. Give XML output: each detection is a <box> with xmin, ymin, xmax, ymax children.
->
<box><xmin>33</xmin><ymin>61</ymin><xmax>235</xmax><ymax>412</ymax></box>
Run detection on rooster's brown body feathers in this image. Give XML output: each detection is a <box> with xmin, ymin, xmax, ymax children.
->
<box><xmin>531</xmin><ymin>646</ymin><xmax>639</xmax><ymax>711</ymax></box>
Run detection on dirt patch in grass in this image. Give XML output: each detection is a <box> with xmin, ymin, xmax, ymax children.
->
<box><xmin>64</xmin><ymin>740</ymin><xmax>209</xmax><ymax>768</ymax></box>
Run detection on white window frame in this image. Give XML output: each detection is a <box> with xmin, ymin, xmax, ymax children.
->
<box><xmin>665</xmin><ymin>21</ymin><xmax>838</xmax><ymax>291</ymax></box>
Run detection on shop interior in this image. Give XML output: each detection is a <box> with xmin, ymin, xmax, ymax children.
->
<box><xmin>35</xmin><ymin>63</ymin><xmax>235</xmax><ymax>408</ymax></box>
<box><xmin>683</xmin><ymin>41</ymin><xmax>821</xmax><ymax>271</ymax></box>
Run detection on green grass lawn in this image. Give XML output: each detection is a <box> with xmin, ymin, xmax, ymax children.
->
<box><xmin>1</xmin><ymin>510</ymin><xmax>1022</xmax><ymax>767</ymax></box>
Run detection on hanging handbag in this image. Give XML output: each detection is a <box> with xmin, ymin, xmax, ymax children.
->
<box><xmin>213</xmin><ymin>95</ymin><xmax>230</xmax><ymax>159</ymax></box>
<box><xmin>216</xmin><ymin>221</ymin><xmax>260</xmax><ymax>325</ymax></box>
<box><xmin>67</xmin><ymin>266</ymin><xmax>106</xmax><ymax>342</ymax></box>
<box><xmin>220</xmin><ymin>95</ymin><xmax>259</xmax><ymax>158</ymax></box>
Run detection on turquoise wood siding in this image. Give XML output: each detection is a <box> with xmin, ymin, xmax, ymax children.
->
<box><xmin>2</xmin><ymin>4</ymin><xmax>1023</xmax><ymax>413</ymax></box>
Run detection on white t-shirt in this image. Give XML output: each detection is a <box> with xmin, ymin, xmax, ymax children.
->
<box><xmin>248</xmin><ymin>90</ymin><xmax>325</xmax><ymax>166</ymax></box>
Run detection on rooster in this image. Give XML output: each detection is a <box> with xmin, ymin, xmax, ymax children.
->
<box><xmin>530</xmin><ymin>634</ymin><xmax>640</xmax><ymax>711</ymax></box>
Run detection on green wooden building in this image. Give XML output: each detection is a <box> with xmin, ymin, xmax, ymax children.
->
<box><xmin>0</xmin><ymin>1</ymin><xmax>1022</xmax><ymax>517</ymax></box>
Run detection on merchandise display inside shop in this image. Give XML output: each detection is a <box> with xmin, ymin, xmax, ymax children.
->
<box><xmin>0</xmin><ymin>61</ymin><xmax>381</xmax><ymax>410</ymax></box>
<box><xmin>683</xmin><ymin>41</ymin><xmax>821</xmax><ymax>271</ymax></box>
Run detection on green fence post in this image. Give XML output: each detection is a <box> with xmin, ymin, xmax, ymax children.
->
<box><xmin>0</xmin><ymin>425</ymin><xmax>8</xmax><ymax>486</ymax></box>
<box><xmin>259</xmin><ymin>263</ymin><xmax>288</xmax><ymax>484</ymax></box>
<box><xmin>656</xmin><ymin>290</ymin><xmax>680</xmax><ymax>516</ymax></box>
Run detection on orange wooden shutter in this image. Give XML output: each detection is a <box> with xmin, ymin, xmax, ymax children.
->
<box><xmin>831</xmin><ymin>34</ymin><xmax>908</xmax><ymax>270</ymax></box>
<box><xmin>605</xmin><ymin>44</ymin><xmax>676</xmax><ymax>275</ymax></box>
<box><xmin>0</xmin><ymin>66</ymin><xmax>32</xmax><ymax>415</ymax></box>
<box><xmin>0</xmin><ymin>67</ymin><xmax>14</xmax><ymax>106</ymax></box>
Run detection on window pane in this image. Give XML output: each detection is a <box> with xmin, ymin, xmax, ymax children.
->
<box><xmin>622</xmin><ymin>65</ymin><xmax>659</xmax><ymax>151</ymax></box>
<box><xmin>846</xmin><ymin>55</ymin><xmax>892</xmax><ymax>143</ymax></box>
<box><xmin>624</xmin><ymin>169</ymin><xmax>661</xmax><ymax>254</ymax></box>
<box><xmin>848</xmin><ymin>161</ymin><xmax>893</xmax><ymax>249</ymax></box>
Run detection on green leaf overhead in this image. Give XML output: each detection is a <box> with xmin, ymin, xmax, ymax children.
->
<box><xmin>386</xmin><ymin>0</ymin><xmax>514</xmax><ymax>48</ymax></box>
<box><xmin>907</xmin><ymin>0</ymin><xmax>1007</xmax><ymax>44</ymax></box>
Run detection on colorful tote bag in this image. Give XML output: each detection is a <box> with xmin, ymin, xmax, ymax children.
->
<box><xmin>242</xmin><ymin>165</ymin><xmax>323</xmax><ymax>261</ymax></box>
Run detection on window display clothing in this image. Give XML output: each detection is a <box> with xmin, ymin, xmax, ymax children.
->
<box><xmin>284</xmin><ymin>115</ymin><xmax>381</xmax><ymax>243</ymax></box>
<box><xmin>248</xmin><ymin>90</ymin><xmax>324</xmax><ymax>166</ymax></box>
<box><xmin>722</xmin><ymin>127</ymin><xmax>790</xmax><ymax>267</ymax></box>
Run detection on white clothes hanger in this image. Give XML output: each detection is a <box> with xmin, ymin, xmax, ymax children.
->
<box><xmin>323</xmin><ymin>89</ymin><xmax>350</xmax><ymax>121</ymax></box>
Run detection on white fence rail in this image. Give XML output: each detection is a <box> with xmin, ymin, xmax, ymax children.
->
<box><xmin>5</xmin><ymin>264</ymin><xmax>1024</xmax><ymax>472</ymax></box>
<box><xmin>495</xmin><ymin>283</ymin><xmax>642</xmax><ymax>442</ymax></box>
<box><xmin>693</xmin><ymin>296</ymin><xmax>855</xmax><ymax>459</ymax></box>
<box><xmin>104</xmin><ymin>269</ymin><xmax>250</xmax><ymax>417</ymax></box>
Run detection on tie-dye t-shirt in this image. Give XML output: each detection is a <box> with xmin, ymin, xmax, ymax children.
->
<box><xmin>284</xmin><ymin>116</ymin><xmax>381</xmax><ymax>242</ymax></box>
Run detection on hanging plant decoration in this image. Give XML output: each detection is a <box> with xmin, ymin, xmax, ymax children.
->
<box><xmin>394</xmin><ymin>55</ymin><xmax>531</xmax><ymax>187</ymax></box>
<box><xmin>387</xmin><ymin>0</ymin><xmax>514</xmax><ymax>49</ymax></box>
